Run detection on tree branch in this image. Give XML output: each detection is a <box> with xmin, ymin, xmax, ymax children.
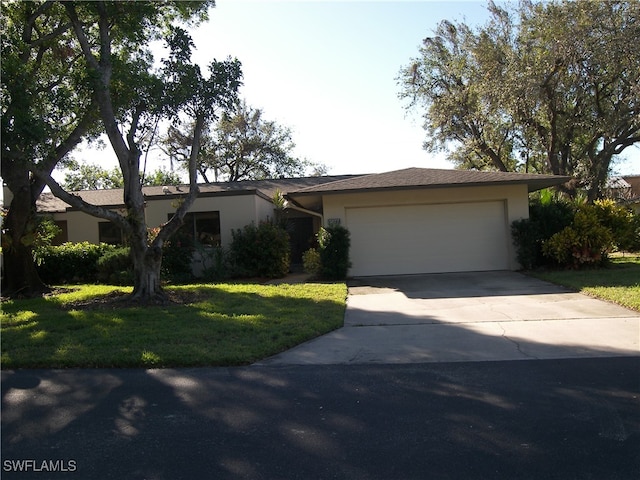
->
<box><xmin>29</xmin><ymin>104</ymin><xmax>99</xmax><ymax>204</ymax></box>
<box><xmin>31</xmin><ymin>169</ymin><xmax>131</xmax><ymax>234</ymax></box>
<box><xmin>153</xmin><ymin>114</ymin><xmax>203</xmax><ymax>247</ymax></box>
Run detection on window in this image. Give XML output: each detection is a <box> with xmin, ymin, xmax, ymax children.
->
<box><xmin>169</xmin><ymin>211</ymin><xmax>221</xmax><ymax>247</ymax></box>
<box><xmin>99</xmin><ymin>221</ymin><xmax>125</xmax><ymax>246</ymax></box>
<box><xmin>52</xmin><ymin>221</ymin><xmax>68</xmax><ymax>245</ymax></box>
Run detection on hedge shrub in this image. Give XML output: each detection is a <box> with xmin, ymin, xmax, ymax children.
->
<box><xmin>162</xmin><ymin>242</ymin><xmax>195</xmax><ymax>283</ymax></box>
<box><xmin>317</xmin><ymin>225</ymin><xmax>351</xmax><ymax>280</ymax></box>
<box><xmin>230</xmin><ymin>221</ymin><xmax>290</xmax><ymax>278</ymax></box>
<box><xmin>96</xmin><ymin>247</ymin><xmax>133</xmax><ymax>285</ymax></box>
<box><xmin>35</xmin><ymin>242</ymin><xmax>117</xmax><ymax>284</ymax></box>
<box><xmin>511</xmin><ymin>197</ymin><xmax>574</xmax><ymax>269</ymax></box>
<box><xmin>197</xmin><ymin>246</ymin><xmax>231</xmax><ymax>282</ymax></box>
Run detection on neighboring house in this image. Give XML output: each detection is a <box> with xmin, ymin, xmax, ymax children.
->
<box><xmin>33</xmin><ymin>167</ymin><xmax>568</xmax><ymax>277</ymax></box>
<box><xmin>606</xmin><ymin>175</ymin><xmax>640</xmax><ymax>213</ymax></box>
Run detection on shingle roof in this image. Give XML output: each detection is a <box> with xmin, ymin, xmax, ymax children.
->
<box><xmin>35</xmin><ymin>169</ymin><xmax>571</xmax><ymax>213</ymax></box>
<box><xmin>288</xmin><ymin>167</ymin><xmax>570</xmax><ymax>196</ymax></box>
<box><xmin>36</xmin><ymin>175</ymin><xmax>357</xmax><ymax>213</ymax></box>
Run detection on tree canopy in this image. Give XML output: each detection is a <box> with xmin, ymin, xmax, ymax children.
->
<box><xmin>21</xmin><ymin>1</ymin><xmax>242</xmax><ymax>300</ymax></box>
<box><xmin>61</xmin><ymin>159</ymin><xmax>182</xmax><ymax>190</ymax></box>
<box><xmin>398</xmin><ymin>0</ymin><xmax>640</xmax><ymax>200</ymax></box>
<box><xmin>1</xmin><ymin>0</ymin><xmax>101</xmax><ymax>295</ymax></box>
<box><xmin>52</xmin><ymin>1</ymin><xmax>239</xmax><ymax>300</ymax></box>
<box><xmin>160</xmin><ymin>99</ymin><xmax>325</xmax><ymax>182</ymax></box>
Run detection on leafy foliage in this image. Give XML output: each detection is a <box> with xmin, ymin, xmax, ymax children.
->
<box><xmin>399</xmin><ymin>1</ymin><xmax>640</xmax><ymax>199</ymax></box>
<box><xmin>198</xmin><ymin>246</ymin><xmax>231</xmax><ymax>282</ymax></box>
<box><xmin>61</xmin><ymin>159</ymin><xmax>182</xmax><ymax>190</ymax></box>
<box><xmin>512</xmin><ymin>195</ymin><xmax>639</xmax><ymax>270</ymax></box>
<box><xmin>317</xmin><ymin>226</ymin><xmax>351</xmax><ymax>280</ymax></box>
<box><xmin>33</xmin><ymin>1</ymin><xmax>242</xmax><ymax>300</ymax></box>
<box><xmin>543</xmin><ymin>207</ymin><xmax>615</xmax><ymax>268</ymax></box>
<box><xmin>16</xmin><ymin>216</ymin><xmax>62</xmax><ymax>257</ymax></box>
<box><xmin>161</xmin><ymin>235</ymin><xmax>195</xmax><ymax>283</ymax></box>
<box><xmin>229</xmin><ymin>221</ymin><xmax>290</xmax><ymax>278</ymax></box>
<box><xmin>511</xmin><ymin>195</ymin><xmax>574</xmax><ymax>269</ymax></box>
<box><xmin>61</xmin><ymin>159</ymin><xmax>125</xmax><ymax>190</ymax></box>
<box><xmin>592</xmin><ymin>199</ymin><xmax>640</xmax><ymax>253</ymax></box>
<box><xmin>302</xmin><ymin>248</ymin><xmax>322</xmax><ymax>276</ymax></box>
<box><xmin>97</xmin><ymin>247</ymin><xmax>133</xmax><ymax>285</ymax></box>
<box><xmin>35</xmin><ymin>242</ymin><xmax>117</xmax><ymax>284</ymax></box>
<box><xmin>160</xmin><ymin>99</ymin><xmax>325</xmax><ymax>182</ymax></box>
<box><xmin>1</xmin><ymin>1</ymin><xmax>101</xmax><ymax>295</ymax></box>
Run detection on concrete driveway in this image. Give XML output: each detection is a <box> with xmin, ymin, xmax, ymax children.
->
<box><xmin>258</xmin><ymin>271</ymin><xmax>640</xmax><ymax>365</ymax></box>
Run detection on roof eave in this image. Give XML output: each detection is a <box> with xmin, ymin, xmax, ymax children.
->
<box><xmin>289</xmin><ymin>177</ymin><xmax>572</xmax><ymax>197</ymax></box>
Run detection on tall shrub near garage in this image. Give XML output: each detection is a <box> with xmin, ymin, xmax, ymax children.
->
<box><xmin>511</xmin><ymin>194</ymin><xmax>574</xmax><ymax>269</ymax></box>
<box><xmin>318</xmin><ymin>225</ymin><xmax>351</xmax><ymax>280</ymax></box>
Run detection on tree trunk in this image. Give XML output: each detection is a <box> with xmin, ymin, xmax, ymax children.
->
<box><xmin>2</xmin><ymin>243</ymin><xmax>49</xmax><ymax>297</ymax></box>
<box><xmin>1</xmin><ymin>185</ymin><xmax>50</xmax><ymax>297</ymax></box>
<box><xmin>130</xmin><ymin>244</ymin><xmax>166</xmax><ymax>302</ymax></box>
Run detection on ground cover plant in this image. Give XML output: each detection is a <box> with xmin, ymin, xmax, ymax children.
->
<box><xmin>1</xmin><ymin>283</ymin><xmax>347</xmax><ymax>369</ymax></box>
<box><xmin>531</xmin><ymin>255</ymin><xmax>640</xmax><ymax>312</ymax></box>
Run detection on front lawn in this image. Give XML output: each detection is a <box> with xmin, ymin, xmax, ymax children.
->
<box><xmin>531</xmin><ymin>255</ymin><xmax>640</xmax><ymax>311</ymax></box>
<box><xmin>1</xmin><ymin>282</ymin><xmax>347</xmax><ymax>369</ymax></box>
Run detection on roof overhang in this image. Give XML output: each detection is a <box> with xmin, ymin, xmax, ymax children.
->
<box><xmin>286</xmin><ymin>168</ymin><xmax>571</xmax><ymax>211</ymax></box>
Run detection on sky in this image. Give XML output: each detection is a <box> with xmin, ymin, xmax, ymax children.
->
<box><xmin>73</xmin><ymin>0</ymin><xmax>639</xmax><ymax>178</ymax></box>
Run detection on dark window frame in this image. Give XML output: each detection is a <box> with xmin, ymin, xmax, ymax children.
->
<box><xmin>168</xmin><ymin>211</ymin><xmax>221</xmax><ymax>247</ymax></box>
<box><xmin>98</xmin><ymin>221</ymin><xmax>125</xmax><ymax>246</ymax></box>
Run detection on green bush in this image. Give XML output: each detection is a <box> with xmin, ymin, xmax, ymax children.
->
<box><xmin>35</xmin><ymin>242</ymin><xmax>117</xmax><ymax>284</ymax></box>
<box><xmin>592</xmin><ymin>199</ymin><xmax>640</xmax><ymax>252</ymax></box>
<box><xmin>318</xmin><ymin>225</ymin><xmax>351</xmax><ymax>280</ymax></box>
<box><xmin>198</xmin><ymin>246</ymin><xmax>231</xmax><ymax>282</ymax></box>
<box><xmin>230</xmin><ymin>221</ymin><xmax>290</xmax><ymax>278</ymax></box>
<box><xmin>543</xmin><ymin>206</ymin><xmax>615</xmax><ymax>268</ymax></box>
<box><xmin>97</xmin><ymin>247</ymin><xmax>132</xmax><ymax>285</ymax></box>
<box><xmin>302</xmin><ymin>248</ymin><xmax>321</xmax><ymax>275</ymax></box>
<box><xmin>511</xmin><ymin>197</ymin><xmax>574</xmax><ymax>269</ymax></box>
<box><xmin>158</xmin><ymin>226</ymin><xmax>195</xmax><ymax>283</ymax></box>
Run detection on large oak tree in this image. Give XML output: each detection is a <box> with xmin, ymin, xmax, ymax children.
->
<box><xmin>31</xmin><ymin>1</ymin><xmax>242</xmax><ymax>301</ymax></box>
<box><xmin>2</xmin><ymin>1</ymin><xmax>241</xmax><ymax>299</ymax></box>
<box><xmin>1</xmin><ymin>1</ymin><xmax>99</xmax><ymax>296</ymax></box>
<box><xmin>399</xmin><ymin>0</ymin><xmax>640</xmax><ymax>200</ymax></box>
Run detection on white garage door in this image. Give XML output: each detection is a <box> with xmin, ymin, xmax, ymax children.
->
<box><xmin>346</xmin><ymin>201</ymin><xmax>510</xmax><ymax>276</ymax></box>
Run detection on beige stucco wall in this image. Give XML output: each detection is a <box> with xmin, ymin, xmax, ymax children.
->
<box><xmin>58</xmin><ymin>210</ymin><xmax>104</xmax><ymax>244</ymax></box>
<box><xmin>51</xmin><ymin>193</ymin><xmax>274</xmax><ymax>247</ymax></box>
<box><xmin>320</xmin><ymin>184</ymin><xmax>531</xmax><ymax>272</ymax></box>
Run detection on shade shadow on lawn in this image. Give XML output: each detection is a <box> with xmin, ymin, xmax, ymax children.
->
<box><xmin>0</xmin><ymin>283</ymin><xmax>347</xmax><ymax>369</ymax></box>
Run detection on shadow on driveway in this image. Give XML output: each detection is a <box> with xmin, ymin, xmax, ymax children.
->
<box><xmin>2</xmin><ymin>358</ymin><xmax>640</xmax><ymax>479</ymax></box>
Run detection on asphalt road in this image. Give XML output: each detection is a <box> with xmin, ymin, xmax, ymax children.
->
<box><xmin>2</xmin><ymin>357</ymin><xmax>639</xmax><ymax>480</ymax></box>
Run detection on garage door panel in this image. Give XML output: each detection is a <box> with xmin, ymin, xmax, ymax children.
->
<box><xmin>346</xmin><ymin>201</ymin><xmax>509</xmax><ymax>276</ymax></box>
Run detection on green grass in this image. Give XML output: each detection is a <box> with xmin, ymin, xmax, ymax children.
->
<box><xmin>1</xmin><ymin>282</ymin><xmax>347</xmax><ymax>369</ymax></box>
<box><xmin>531</xmin><ymin>254</ymin><xmax>640</xmax><ymax>312</ymax></box>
